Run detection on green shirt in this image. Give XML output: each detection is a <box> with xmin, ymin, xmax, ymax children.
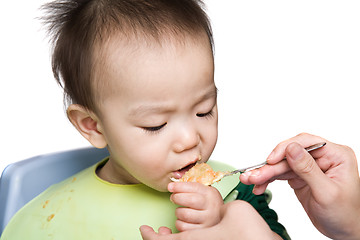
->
<box><xmin>1</xmin><ymin>159</ymin><xmax>289</xmax><ymax>240</ymax></box>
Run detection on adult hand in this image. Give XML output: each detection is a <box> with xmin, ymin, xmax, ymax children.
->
<box><xmin>140</xmin><ymin>200</ymin><xmax>281</xmax><ymax>240</ymax></box>
<box><xmin>240</xmin><ymin>133</ymin><xmax>360</xmax><ymax>240</ymax></box>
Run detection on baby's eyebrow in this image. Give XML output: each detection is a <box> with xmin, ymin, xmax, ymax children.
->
<box><xmin>197</xmin><ymin>86</ymin><xmax>218</xmax><ymax>104</ymax></box>
<box><xmin>130</xmin><ymin>87</ymin><xmax>217</xmax><ymax>117</ymax></box>
<box><xmin>129</xmin><ymin>104</ymin><xmax>174</xmax><ymax>118</ymax></box>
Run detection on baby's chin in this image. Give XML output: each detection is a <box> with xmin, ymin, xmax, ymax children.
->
<box><xmin>143</xmin><ymin>180</ymin><xmax>170</xmax><ymax>193</ymax></box>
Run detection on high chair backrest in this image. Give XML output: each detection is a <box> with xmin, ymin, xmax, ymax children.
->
<box><xmin>0</xmin><ymin>147</ymin><xmax>109</xmax><ymax>235</ymax></box>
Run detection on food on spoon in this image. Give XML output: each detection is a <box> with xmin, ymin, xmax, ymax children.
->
<box><xmin>171</xmin><ymin>162</ymin><xmax>229</xmax><ymax>186</ymax></box>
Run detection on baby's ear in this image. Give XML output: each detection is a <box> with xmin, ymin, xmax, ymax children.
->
<box><xmin>67</xmin><ymin>104</ymin><xmax>107</xmax><ymax>149</ymax></box>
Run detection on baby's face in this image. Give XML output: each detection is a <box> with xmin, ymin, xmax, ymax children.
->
<box><xmin>95</xmin><ymin>35</ymin><xmax>217</xmax><ymax>191</ymax></box>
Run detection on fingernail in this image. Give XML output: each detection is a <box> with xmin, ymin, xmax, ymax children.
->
<box><xmin>169</xmin><ymin>194</ymin><xmax>174</xmax><ymax>203</ymax></box>
<box><xmin>288</xmin><ymin>143</ymin><xmax>304</xmax><ymax>161</ymax></box>
<box><xmin>250</xmin><ymin>169</ymin><xmax>260</xmax><ymax>177</ymax></box>
<box><xmin>267</xmin><ymin>151</ymin><xmax>275</xmax><ymax>161</ymax></box>
<box><xmin>252</xmin><ymin>185</ymin><xmax>261</xmax><ymax>195</ymax></box>
<box><xmin>168</xmin><ymin>182</ymin><xmax>174</xmax><ymax>192</ymax></box>
<box><xmin>241</xmin><ymin>171</ymin><xmax>251</xmax><ymax>177</ymax></box>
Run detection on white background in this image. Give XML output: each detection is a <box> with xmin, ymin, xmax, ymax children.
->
<box><xmin>1</xmin><ymin>1</ymin><xmax>359</xmax><ymax>239</ymax></box>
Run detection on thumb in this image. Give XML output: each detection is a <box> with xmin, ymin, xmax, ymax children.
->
<box><xmin>286</xmin><ymin>142</ymin><xmax>331</xmax><ymax>194</ymax></box>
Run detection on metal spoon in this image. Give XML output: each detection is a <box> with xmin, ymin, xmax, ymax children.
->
<box><xmin>224</xmin><ymin>142</ymin><xmax>327</xmax><ymax>177</ymax></box>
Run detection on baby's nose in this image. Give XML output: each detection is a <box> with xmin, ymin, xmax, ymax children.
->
<box><xmin>173</xmin><ymin>124</ymin><xmax>200</xmax><ymax>153</ymax></box>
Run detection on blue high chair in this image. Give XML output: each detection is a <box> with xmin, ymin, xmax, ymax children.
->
<box><xmin>0</xmin><ymin>147</ymin><xmax>109</xmax><ymax>235</ymax></box>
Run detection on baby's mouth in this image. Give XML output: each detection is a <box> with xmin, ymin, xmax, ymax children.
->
<box><xmin>172</xmin><ymin>162</ymin><xmax>197</xmax><ymax>179</ymax></box>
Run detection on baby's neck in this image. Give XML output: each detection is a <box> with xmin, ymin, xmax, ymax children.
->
<box><xmin>96</xmin><ymin>158</ymin><xmax>140</xmax><ymax>185</ymax></box>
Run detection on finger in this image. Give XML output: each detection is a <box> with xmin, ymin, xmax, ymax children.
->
<box><xmin>287</xmin><ymin>177</ymin><xmax>307</xmax><ymax>190</ymax></box>
<box><xmin>175</xmin><ymin>219</ymin><xmax>201</xmax><ymax>232</ymax></box>
<box><xmin>250</xmin><ymin>169</ymin><xmax>301</xmax><ymax>194</ymax></box>
<box><xmin>171</xmin><ymin>192</ymin><xmax>205</xmax><ymax>209</ymax></box>
<box><xmin>285</xmin><ymin>142</ymin><xmax>332</xmax><ymax>196</ymax></box>
<box><xmin>158</xmin><ymin>226</ymin><xmax>172</xmax><ymax>235</ymax></box>
<box><xmin>310</xmin><ymin>142</ymin><xmax>355</xmax><ymax>172</ymax></box>
<box><xmin>252</xmin><ymin>183</ymin><xmax>269</xmax><ymax>195</ymax></box>
<box><xmin>175</xmin><ymin>207</ymin><xmax>203</xmax><ymax>224</ymax></box>
<box><xmin>240</xmin><ymin>160</ymin><xmax>291</xmax><ymax>185</ymax></box>
<box><xmin>168</xmin><ymin>182</ymin><xmax>208</xmax><ymax>194</ymax></box>
<box><xmin>267</xmin><ymin>133</ymin><xmax>326</xmax><ymax>164</ymax></box>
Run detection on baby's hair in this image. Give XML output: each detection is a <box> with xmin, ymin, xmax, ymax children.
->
<box><xmin>41</xmin><ymin>0</ymin><xmax>213</xmax><ymax>112</ymax></box>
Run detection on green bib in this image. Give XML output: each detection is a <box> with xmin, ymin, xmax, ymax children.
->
<box><xmin>1</xmin><ymin>159</ymin><xmax>238</xmax><ymax>240</ymax></box>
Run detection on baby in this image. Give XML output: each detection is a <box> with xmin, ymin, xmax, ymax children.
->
<box><xmin>1</xmin><ymin>0</ymin><xmax>289</xmax><ymax>239</ymax></box>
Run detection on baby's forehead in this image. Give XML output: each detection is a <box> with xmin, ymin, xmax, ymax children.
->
<box><xmin>91</xmin><ymin>31</ymin><xmax>213</xmax><ymax>105</ymax></box>
<box><xmin>93</xmin><ymin>30</ymin><xmax>211</xmax><ymax>78</ymax></box>
<box><xmin>97</xmin><ymin>29</ymin><xmax>211</xmax><ymax>59</ymax></box>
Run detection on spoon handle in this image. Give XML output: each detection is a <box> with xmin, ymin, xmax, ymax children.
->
<box><xmin>225</xmin><ymin>142</ymin><xmax>326</xmax><ymax>176</ymax></box>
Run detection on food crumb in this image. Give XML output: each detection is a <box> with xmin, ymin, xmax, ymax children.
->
<box><xmin>47</xmin><ymin>214</ymin><xmax>55</xmax><ymax>222</ymax></box>
<box><xmin>43</xmin><ymin>200</ymin><xmax>50</xmax><ymax>209</ymax></box>
<box><xmin>72</xmin><ymin>177</ymin><xmax>77</xmax><ymax>182</ymax></box>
